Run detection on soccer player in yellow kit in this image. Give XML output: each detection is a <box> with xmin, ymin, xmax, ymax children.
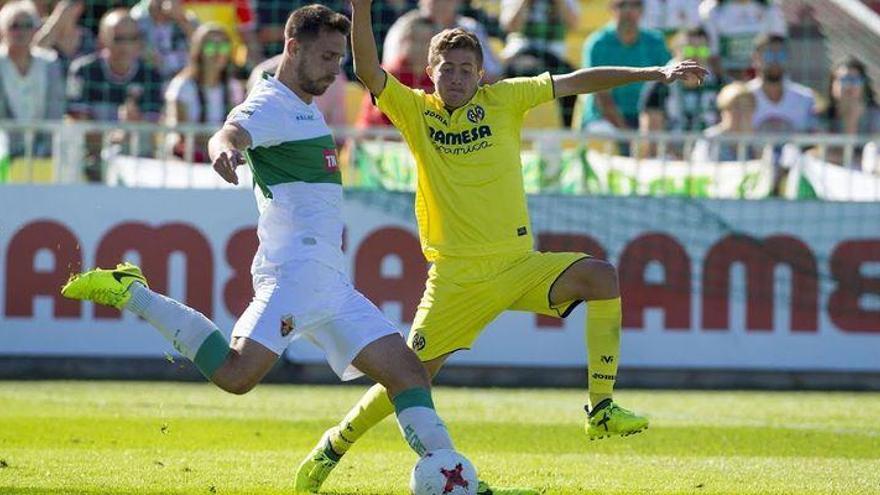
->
<box><xmin>295</xmin><ymin>1</ymin><xmax>708</xmax><ymax>492</ymax></box>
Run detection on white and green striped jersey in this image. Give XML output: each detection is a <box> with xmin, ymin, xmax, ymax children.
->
<box><xmin>226</xmin><ymin>75</ymin><xmax>344</xmax><ymax>271</ymax></box>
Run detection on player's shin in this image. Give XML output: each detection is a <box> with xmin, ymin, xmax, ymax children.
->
<box><xmin>586</xmin><ymin>297</ymin><xmax>622</xmax><ymax>410</ymax></box>
<box><xmin>392</xmin><ymin>387</ymin><xmax>453</xmax><ymax>456</ymax></box>
<box><xmin>328</xmin><ymin>383</ymin><xmax>395</xmax><ymax>455</ymax></box>
<box><xmin>125</xmin><ymin>283</ymin><xmax>229</xmax><ymax>380</ymax></box>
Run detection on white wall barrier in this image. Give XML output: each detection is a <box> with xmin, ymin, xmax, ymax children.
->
<box><xmin>2</xmin><ymin>185</ymin><xmax>879</xmax><ymax>371</ymax></box>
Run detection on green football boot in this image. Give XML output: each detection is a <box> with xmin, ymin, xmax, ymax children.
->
<box><xmin>60</xmin><ymin>262</ymin><xmax>147</xmax><ymax>309</ymax></box>
<box><xmin>294</xmin><ymin>428</ymin><xmax>343</xmax><ymax>493</ymax></box>
<box><xmin>585</xmin><ymin>399</ymin><xmax>649</xmax><ymax>441</ymax></box>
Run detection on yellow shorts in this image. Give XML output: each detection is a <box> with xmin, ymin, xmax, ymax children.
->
<box><xmin>407</xmin><ymin>251</ymin><xmax>589</xmax><ymax>361</ymax></box>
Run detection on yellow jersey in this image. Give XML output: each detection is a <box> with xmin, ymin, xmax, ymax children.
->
<box><xmin>376</xmin><ymin>72</ymin><xmax>555</xmax><ymax>261</ymax></box>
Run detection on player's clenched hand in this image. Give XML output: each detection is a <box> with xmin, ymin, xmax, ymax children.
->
<box><xmin>212</xmin><ymin>149</ymin><xmax>246</xmax><ymax>185</ymax></box>
<box><xmin>658</xmin><ymin>60</ymin><xmax>709</xmax><ymax>86</ymax></box>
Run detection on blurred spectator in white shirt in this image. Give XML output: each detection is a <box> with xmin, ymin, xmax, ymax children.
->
<box><xmin>641</xmin><ymin>0</ymin><xmax>701</xmax><ymax>35</ymax></box>
<box><xmin>700</xmin><ymin>0</ymin><xmax>787</xmax><ymax>80</ymax></box>
<box><xmin>0</xmin><ymin>0</ymin><xmax>65</xmax><ymax>157</ymax></box>
<box><xmin>747</xmin><ymin>34</ymin><xmax>815</xmax><ymax>134</ymax></box>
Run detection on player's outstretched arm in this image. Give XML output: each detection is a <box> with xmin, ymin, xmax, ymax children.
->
<box><xmin>350</xmin><ymin>0</ymin><xmax>386</xmax><ymax>96</ymax></box>
<box><xmin>552</xmin><ymin>60</ymin><xmax>709</xmax><ymax>99</ymax></box>
<box><xmin>208</xmin><ymin>123</ymin><xmax>252</xmax><ymax>185</ymax></box>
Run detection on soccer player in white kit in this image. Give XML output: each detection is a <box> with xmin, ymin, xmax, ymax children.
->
<box><xmin>61</xmin><ymin>5</ymin><xmax>466</xmax><ymax>491</ymax></box>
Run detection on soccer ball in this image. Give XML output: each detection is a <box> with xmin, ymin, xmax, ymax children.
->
<box><xmin>410</xmin><ymin>449</ymin><xmax>478</xmax><ymax>495</ymax></box>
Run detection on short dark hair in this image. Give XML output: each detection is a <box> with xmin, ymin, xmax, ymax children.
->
<box><xmin>754</xmin><ymin>34</ymin><xmax>787</xmax><ymax>52</ymax></box>
<box><xmin>284</xmin><ymin>4</ymin><xmax>350</xmax><ymax>43</ymax></box>
<box><xmin>428</xmin><ymin>28</ymin><xmax>483</xmax><ymax>68</ymax></box>
<box><xmin>672</xmin><ymin>27</ymin><xmax>708</xmax><ymax>50</ymax></box>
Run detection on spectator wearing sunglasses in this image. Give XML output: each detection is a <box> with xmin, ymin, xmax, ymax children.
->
<box><xmin>0</xmin><ymin>0</ymin><xmax>65</xmax><ymax>157</ymax></box>
<box><xmin>67</xmin><ymin>9</ymin><xmax>164</xmax><ymax>180</ymax></box>
<box><xmin>814</xmin><ymin>57</ymin><xmax>880</xmax><ymax>168</ymax></box>
<box><xmin>67</xmin><ymin>9</ymin><xmax>164</xmax><ymax>123</ymax></box>
<box><xmin>578</xmin><ymin>0</ymin><xmax>671</xmax><ymax>137</ymax></box>
<box><xmin>165</xmin><ymin>23</ymin><xmax>245</xmax><ymax>162</ymax></box>
<box><xmin>700</xmin><ymin>0</ymin><xmax>787</xmax><ymax>80</ymax></box>
<box><xmin>639</xmin><ymin>27</ymin><xmax>724</xmax><ymax>142</ymax></box>
<box><xmin>823</xmin><ymin>57</ymin><xmax>880</xmax><ymax>136</ymax></box>
<box><xmin>131</xmin><ymin>0</ymin><xmax>199</xmax><ymax>80</ymax></box>
<box><xmin>746</xmin><ymin>34</ymin><xmax>815</xmax><ymax>134</ymax></box>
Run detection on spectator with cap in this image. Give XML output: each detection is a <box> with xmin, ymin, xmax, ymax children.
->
<box><xmin>130</xmin><ymin>0</ymin><xmax>199</xmax><ymax>80</ymax></box>
<box><xmin>746</xmin><ymin>34</ymin><xmax>815</xmax><ymax>134</ymax></box>
<box><xmin>165</xmin><ymin>23</ymin><xmax>245</xmax><ymax>162</ymax></box>
<box><xmin>701</xmin><ymin>0</ymin><xmax>787</xmax><ymax>80</ymax></box>
<box><xmin>579</xmin><ymin>0</ymin><xmax>671</xmax><ymax>136</ymax></box>
<box><xmin>383</xmin><ymin>0</ymin><xmax>502</xmax><ymax>81</ymax></box>
<box><xmin>0</xmin><ymin>0</ymin><xmax>65</xmax><ymax>157</ymax></box>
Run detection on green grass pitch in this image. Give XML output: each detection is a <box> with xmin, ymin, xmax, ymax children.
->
<box><xmin>0</xmin><ymin>381</ymin><xmax>878</xmax><ymax>494</ymax></box>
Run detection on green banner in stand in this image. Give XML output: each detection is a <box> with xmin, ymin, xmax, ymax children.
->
<box><xmin>350</xmin><ymin>141</ymin><xmax>776</xmax><ymax>198</ymax></box>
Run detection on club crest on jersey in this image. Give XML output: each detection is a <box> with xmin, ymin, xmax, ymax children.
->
<box><xmin>411</xmin><ymin>332</ymin><xmax>426</xmax><ymax>351</ymax></box>
<box><xmin>323</xmin><ymin>149</ymin><xmax>339</xmax><ymax>172</ymax></box>
<box><xmin>280</xmin><ymin>314</ymin><xmax>295</xmax><ymax>337</ymax></box>
<box><xmin>466</xmin><ymin>104</ymin><xmax>485</xmax><ymax>124</ymax></box>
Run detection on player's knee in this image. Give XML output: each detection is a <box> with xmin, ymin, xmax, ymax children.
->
<box><xmin>578</xmin><ymin>259</ymin><xmax>619</xmax><ymax>300</ymax></box>
<box><xmin>211</xmin><ymin>357</ymin><xmax>261</xmax><ymax>395</ymax></box>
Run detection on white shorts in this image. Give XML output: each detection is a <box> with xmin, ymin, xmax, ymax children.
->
<box><xmin>231</xmin><ymin>260</ymin><xmax>400</xmax><ymax>381</ymax></box>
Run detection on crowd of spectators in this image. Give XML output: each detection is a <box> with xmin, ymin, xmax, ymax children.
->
<box><xmin>0</xmin><ymin>0</ymin><xmax>875</xmax><ymax>175</ymax></box>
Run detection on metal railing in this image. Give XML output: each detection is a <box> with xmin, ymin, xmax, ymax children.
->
<box><xmin>1</xmin><ymin>120</ymin><xmax>878</xmax><ymax>201</ymax></box>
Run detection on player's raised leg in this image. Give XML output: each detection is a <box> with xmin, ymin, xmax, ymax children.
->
<box><xmin>61</xmin><ymin>263</ymin><xmax>279</xmax><ymax>394</ymax></box>
<box><xmin>295</xmin><ymin>337</ymin><xmax>454</xmax><ymax>493</ymax></box>
<box><xmin>548</xmin><ymin>258</ymin><xmax>648</xmax><ymax>440</ymax></box>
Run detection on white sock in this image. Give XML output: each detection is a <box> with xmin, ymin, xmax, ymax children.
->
<box><xmin>392</xmin><ymin>388</ymin><xmax>454</xmax><ymax>456</ymax></box>
<box><xmin>125</xmin><ymin>282</ymin><xmax>229</xmax><ymax>379</ymax></box>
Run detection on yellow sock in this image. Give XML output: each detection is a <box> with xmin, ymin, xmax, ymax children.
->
<box><xmin>328</xmin><ymin>383</ymin><xmax>395</xmax><ymax>454</ymax></box>
<box><xmin>587</xmin><ymin>297</ymin><xmax>621</xmax><ymax>409</ymax></box>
